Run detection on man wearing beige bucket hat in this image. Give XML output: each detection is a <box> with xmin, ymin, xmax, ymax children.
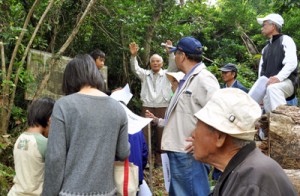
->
<box><xmin>192</xmin><ymin>88</ymin><xmax>297</xmax><ymax>195</ymax></box>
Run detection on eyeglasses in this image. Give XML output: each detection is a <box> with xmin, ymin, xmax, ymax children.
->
<box><xmin>262</xmin><ymin>21</ymin><xmax>273</xmax><ymax>27</ymax></box>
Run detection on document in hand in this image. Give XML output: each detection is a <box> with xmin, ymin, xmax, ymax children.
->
<box><xmin>119</xmin><ymin>104</ymin><xmax>152</xmax><ymax>134</ymax></box>
<box><xmin>110</xmin><ymin>83</ymin><xmax>152</xmax><ymax>134</ymax></box>
<box><xmin>248</xmin><ymin>76</ymin><xmax>268</xmax><ymax>104</ymax></box>
<box><xmin>110</xmin><ymin>84</ymin><xmax>132</xmax><ymax>105</ymax></box>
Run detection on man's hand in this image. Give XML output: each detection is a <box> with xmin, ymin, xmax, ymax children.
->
<box><xmin>145</xmin><ymin>110</ymin><xmax>158</xmax><ymax>125</ymax></box>
<box><xmin>267</xmin><ymin>76</ymin><xmax>280</xmax><ymax>86</ymax></box>
<box><xmin>129</xmin><ymin>42</ymin><xmax>138</xmax><ymax>57</ymax></box>
<box><xmin>145</xmin><ymin>110</ymin><xmax>155</xmax><ymax>118</ymax></box>
<box><xmin>184</xmin><ymin>136</ymin><xmax>194</xmax><ymax>153</ymax></box>
<box><xmin>164</xmin><ymin>40</ymin><xmax>173</xmax><ymax>54</ymax></box>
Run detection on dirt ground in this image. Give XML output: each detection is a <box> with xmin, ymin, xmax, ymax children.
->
<box><xmin>144</xmin><ymin>165</ymin><xmax>168</xmax><ymax>196</ymax></box>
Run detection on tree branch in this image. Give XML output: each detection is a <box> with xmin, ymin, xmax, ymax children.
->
<box><xmin>0</xmin><ymin>42</ymin><xmax>5</xmax><ymax>79</ymax></box>
<box><xmin>9</xmin><ymin>0</ymin><xmax>56</xmax><ymax>114</ymax></box>
<box><xmin>33</xmin><ymin>0</ymin><xmax>97</xmax><ymax>99</ymax></box>
<box><xmin>6</xmin><ymin>0</ymin><xmax>40</xmax><ymax>83</ymax></box>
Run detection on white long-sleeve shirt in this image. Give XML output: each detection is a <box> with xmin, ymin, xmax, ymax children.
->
<box><xmin>258</xmin><ymin>35</ymin><xmax>298</xmax><ymax>81</ymax></box>
<box><xmin>130</xmin><ymin>56</ymin><xmax>176</xmax><ymax>107</ymax></box>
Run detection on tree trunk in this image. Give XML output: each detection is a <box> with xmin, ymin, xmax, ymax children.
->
<box><xmin>240</xmin><ymin>32</ymin><xmax>259</xmax><ymax>55</ymax></box>
<box><xmin>141</xmin><ymin>1</ymin><xmax>163</xmax><ymax>66</ymax></box>
<box><xmin>120</xmin><ymin>24</ymin><xmax>129</xmax><ymax>84</ymax></box>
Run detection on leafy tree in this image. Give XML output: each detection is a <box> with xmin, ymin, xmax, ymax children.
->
<box><xmin>0</xmin><ymin>0</ymin><xmax>97</xmax><ymax>134</ymax></box>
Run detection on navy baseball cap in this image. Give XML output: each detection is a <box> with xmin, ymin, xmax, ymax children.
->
<box><xmin>219</xmin><ymin>63</ymin><xmax>237</xmax><ymax>72</ymax></box>
<box><xmin>169</xmin><ymin>37</ymin><xmax>203</xmax><ymax>55</ymax></box>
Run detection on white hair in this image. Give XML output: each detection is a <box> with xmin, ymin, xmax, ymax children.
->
<box><xmin>150</xmin><ymin>54</ymin><xmax>163</xmax><ymax>63</ymax></box>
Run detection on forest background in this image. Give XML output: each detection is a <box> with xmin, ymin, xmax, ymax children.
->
<box><xmin>0</xmin><ymin>0</ymin><xmax>299</xmax><ymax>194</ymax></box>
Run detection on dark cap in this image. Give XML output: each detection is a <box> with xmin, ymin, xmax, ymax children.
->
<box><xmin>219</xmin><ymin>63</ymin><xmax>237</xmax><ymax>72</ymax></box>
<box><xmin>169</xmin><ymin>36</ymin><xmax>203</xmax><ymax>55</ymax></box>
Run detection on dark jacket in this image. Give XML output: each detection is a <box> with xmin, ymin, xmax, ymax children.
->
<box><xmin>221</xmin><ymin>80</ymin><xmax>248</xmax><ymax>93</ymax></box>
<box><xmin>211</xmin><ymin>142</ymin><xmax>297</xmax><ymax>196</ymax></box>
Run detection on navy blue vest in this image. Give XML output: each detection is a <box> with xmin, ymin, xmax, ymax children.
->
<box><xmin>260</xmin><ymin>34</ymin><xmax>298</xmax><ymax>99</ymax></box>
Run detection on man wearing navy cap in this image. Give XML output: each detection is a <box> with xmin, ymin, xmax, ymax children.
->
<box><xmin>161</xmin><ymin>37</ymin><xmax>219</xmax><ymax>195</ymax></box>
<box><xmin>257</xmin><ymin>13</ymin><xmax>298</xmax><ymax>113</ymax></box>
<box><xmin>219</xmin><ymin>63</ymin><xmax>248</xmax><ymax>93</ymax></box>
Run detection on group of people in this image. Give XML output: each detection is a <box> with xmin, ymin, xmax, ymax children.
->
<box><xmin>8</xmin><ymin>13</ymin><xmax>298</xmax><ymax>196</ymax></box>
<box><xmin>129</xmin><ymin>13</ymin><xmax>298</xmax><ymax>196</ymax></box>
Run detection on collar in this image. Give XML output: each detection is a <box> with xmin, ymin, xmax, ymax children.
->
<box><xmin>178</xmin><ymin>62</ymin><xmax>203</xmax><ymax>91</ymax></box>
<box><xmin>225</xmin><ymin>80</ymin><xmax>237</xmax><ymax>88</ymax></box>
<box><xmin>184</xmin><ymin>62</ymin><xmax>202</xmax><ymax>79</ymax></box>
<box><xmin>269</xmin><ymin>34</ymin><xmax>283</xmax><ymax>43</ymax></box>
<box><xmin>211</xmin><ymin>142</ymin><xmax>256</xmax><ymax>195</ymax></box>
<box><xmin>148</xmin><ymin>68</ymin><xmax>164</xmax><ymax>76</ymax></box>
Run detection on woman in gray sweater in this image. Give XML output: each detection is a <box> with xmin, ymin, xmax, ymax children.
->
<box><xmin>43</xmin><ymin>54</ymin><xmax>130</xmax><ymax>196</ymax></box>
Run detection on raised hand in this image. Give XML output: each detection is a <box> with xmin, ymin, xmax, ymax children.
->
<box><xmin>129</xmin><ymin>42</ymin><xmax>139</xmax><ymax>57</ymax></box>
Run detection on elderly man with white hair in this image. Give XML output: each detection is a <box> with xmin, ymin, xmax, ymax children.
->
<box><xmin>192</xmin><ymin>88</ymin><xmax>297</xmax><ymax>196</ymax></box>
<box><xmin>129</xmin><ymin>42</ymin><xmax>176</xmax><ymax>167</ymax></box>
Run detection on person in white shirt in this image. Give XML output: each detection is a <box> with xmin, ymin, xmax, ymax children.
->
<box><xmin>257</xmin><ymin>13</ymin><xmax>298</xmax><ymax>113</ymax></box>
<box><xmin>129</xmin><ymin>42</ymin><xmax>176</xmax><ymax>167</ymax></box>
<box><xmin>8</xmin><ymin>97</ymin><xmax>55</xmax><ymax>196</ymax></box>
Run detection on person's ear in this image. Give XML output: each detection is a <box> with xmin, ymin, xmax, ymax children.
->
<box><xmin>216</xmin><ymin>132</ymin><xmax>227</xmax><ymax>148</ymax></box>
<box><xmin>179</xmin><ymin>52</ymin><xmax>186</xmax><ymax>63</ymax></box>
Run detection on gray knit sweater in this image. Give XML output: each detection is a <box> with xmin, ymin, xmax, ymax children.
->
<box><xmin>42</xmin><ymin>93</ymin><xmax>130</xmax><ymax>196</ymax></box>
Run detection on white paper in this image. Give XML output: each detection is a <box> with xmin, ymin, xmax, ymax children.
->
<box><xmin>161</xmin><ymin>153</ymin><xmax>171</xmax><ymax>192</ymax></box>
<box><xmin>110</xmin><ymin>84</ymin><xmax>133</xmax><ymax>105</ymax></box>
<box><xmin>248</xmin><ymin>76</ymin><xmax>268</xmax><ymax>104</ymax></box>
<box><xmin>138</xmin><ymin>180</ymin><xmax>152</xmax><ymax>196</ymax></box>
<box><xmin>120</xmin><ymin>104</ymin><xmax>152</xmax><ymax>134</ymax></box>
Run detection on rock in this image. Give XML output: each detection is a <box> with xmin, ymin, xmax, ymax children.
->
<box><xmin>269</xmin><ymin>105</ymin><xmax>300</xmax><ymax>169</ymax></box>
<box><xmin>284</xmin><ymin>169</ymin><xmax>300</xmax><ymax>195</ymax></box>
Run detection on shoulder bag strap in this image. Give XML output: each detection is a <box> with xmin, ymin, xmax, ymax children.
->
<box><xmin>123</xmin><ymin>158</ymin><xmax>129</xmax><ymax>196</ymax></box>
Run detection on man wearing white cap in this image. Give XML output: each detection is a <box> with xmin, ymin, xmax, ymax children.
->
<box><xmin>193</xmin><ymin>88</ymin><xmax>297</xmax><ymax>195</ymax></box>
<box><xmin>257</xmin><ymin>13</ymin><xmax>298</xmax><ymax>113</ymax></box>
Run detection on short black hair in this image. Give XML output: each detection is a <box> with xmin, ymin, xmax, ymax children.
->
<box><xmin>27</xmin><ymin>97</ymin><xmax>55</xmax><ymax>128</ymax></box>
<box><xmin>185</xmin><ymin>53</ymin><xmax>203</xmax><ymax>62</ymax></box>
<box><xmin>90</xmin><ymin>49</ymin><xmax>106</xmax><ymax>61</ymax></box>
<box><xmin>62</xmin><ymin>54</ymin><xmax>105</xmax><ymax>95</ymax></box>
<box><xmin>177</xmin><ymin>50</ymin><xmax>202</xmax><ymax>63</ymax></box>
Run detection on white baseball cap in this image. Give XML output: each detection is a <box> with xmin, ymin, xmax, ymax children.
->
<box><xmin>194</xmin><ymin>88</ymin><xmax>262</xmax><ymax>141</ymax></box>
<box><xmin>257</xmin><ymin>13</ymin><xmax>284</xmax><ymax>27</ymax></box>
<box><xmin>166</xmin><ymin>71</ymin><xmax>185</xmax><ymax>83</ymax></box>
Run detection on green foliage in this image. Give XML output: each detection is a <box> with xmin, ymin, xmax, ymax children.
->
<box><xmin>0</xmin><ymin>135</ymin><xmax>16</xmax><ymax>195</ymax></box>
<box><xmin>0</xmin><ymin>162</ymin><xmax>15</xmax><ymax>195</ymax></box>
<box><xmin>10</xmin><ymin>106</ymin><xmax>26</xmax><ymax>127</ymax></box>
